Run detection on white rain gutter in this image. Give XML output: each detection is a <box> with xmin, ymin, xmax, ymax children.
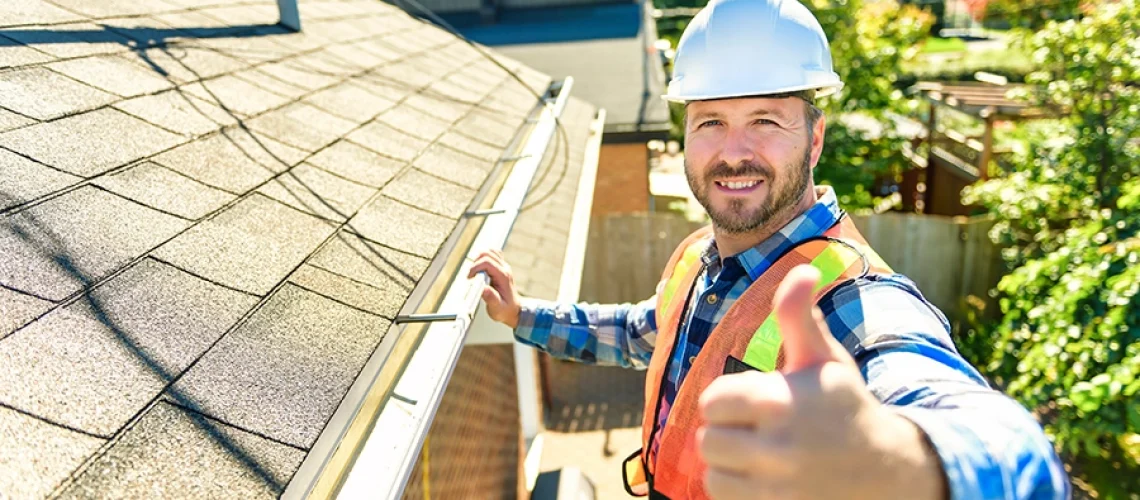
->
<box><xmin>283</xmin><ymin>77</ymin><xmax>574</xmax><ymax>500</ymax></box>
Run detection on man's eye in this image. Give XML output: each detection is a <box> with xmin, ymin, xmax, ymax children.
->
<box><xmin>698</xmin><ymin>119</ymin><xmax>721</xmax><ymax>128</ymax></box>
<box><xmin>755</xmin><ymin>119</ymin><xmax>777</xmax><ymax>126</ymax></box>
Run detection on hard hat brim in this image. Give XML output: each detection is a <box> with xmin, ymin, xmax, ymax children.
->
<box><xmin>662</xmin><ymin>82</ymin><xmax>843</xmax><ymax>103</ymax></box>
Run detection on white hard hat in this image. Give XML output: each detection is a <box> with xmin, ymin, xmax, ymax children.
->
<box><xmin>664</xmin><ymin>0</ymin><xmax>843</xmax><ymax>102</ymax></box>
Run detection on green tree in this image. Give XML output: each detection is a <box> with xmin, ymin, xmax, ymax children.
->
<box><xmin>807</xmin><ymin>0</ymin><xmax>933</xmax><ymax>210</ymax></box>
<box><xmin>961</xmin><ymin>0</ymin><xmax>1140</xmax><ymax>492</ymax></box>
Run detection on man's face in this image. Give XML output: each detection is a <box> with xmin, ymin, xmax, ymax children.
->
<box><xmin>684</xmin><ymin>97</ymin><xmax>823</xmax><ymax>234</ymax></box>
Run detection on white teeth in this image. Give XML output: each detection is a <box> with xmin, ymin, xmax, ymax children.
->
<box><xmin>718</xmin><ymin>180</ymin><xmax>759</xmax><ymax>190</ymax></box>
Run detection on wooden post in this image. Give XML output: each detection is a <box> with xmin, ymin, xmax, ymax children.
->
<box><xmin>923</xmin><ymin>99</ymin><xmax>939</xmax><ymax>214</ymax></box>
<box><xmin>978</xmin><ymin>107</ymin><xmax>996</xmax><ymax>180</ymax></box>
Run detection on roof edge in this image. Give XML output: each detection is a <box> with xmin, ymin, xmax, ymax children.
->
<box><xmin>283</xmin><ymin>79</ymin><xmax>576</xmax><ymax>500</ymax></box>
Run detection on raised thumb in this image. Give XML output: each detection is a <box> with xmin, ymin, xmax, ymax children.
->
<box><xmin>775</xmin><ymin>265</ymin><xmax>841</xmax><ymax>372</ymax></box>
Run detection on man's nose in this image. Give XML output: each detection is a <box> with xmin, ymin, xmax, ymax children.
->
<box><xmin>719</xmin><ymin>127</ymin><xmax>755</xmax><ymax>168</ymax></box>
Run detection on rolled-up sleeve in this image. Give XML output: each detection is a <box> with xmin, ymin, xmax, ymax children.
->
<box><xmin>820</xmin><ymin>275</ymin><xmax>1070</xmax><ymax>500</ymax></box>
<box><xmin>514</xmin><ymin>296</ymin><xmax>658</xmax><ymax>369</ymax></box>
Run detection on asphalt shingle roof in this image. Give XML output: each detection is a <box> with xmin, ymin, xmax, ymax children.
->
<box><xmin>0</xmin><ymin>0</ymin><xmax>598</xmax><ymax>496</ymax></box>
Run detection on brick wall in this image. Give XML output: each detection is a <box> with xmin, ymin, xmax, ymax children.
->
<box><xmin>591</xmin><ymin>142</ymin><xmax>650</xmax><ymax>216</ymax></box>
<box><xmin>402</xmin><ymin>345</ymin><xmax>521</xmax><ymax>500</ymax></box>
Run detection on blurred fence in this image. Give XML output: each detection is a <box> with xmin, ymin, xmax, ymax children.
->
<box><xmin>580</xmin><ymin>211</ymin><xmax>1003</xmax><ymax>325</ymax></box>
<box><xmin>579</xmin><ymin>213</ymin><xmax>705</xmax><ymax>305</ymax></box>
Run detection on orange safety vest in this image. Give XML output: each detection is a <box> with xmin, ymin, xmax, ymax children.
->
<box><xmin>622</xmin><ymin>215</ymin><xmax>892</xmax><ymax>499</ymax></box>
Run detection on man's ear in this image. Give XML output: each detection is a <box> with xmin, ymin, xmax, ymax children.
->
<box><xmin>810</xmin><ymin>113</ymin><xmax>827</xmax><ymax>169</ymax></box>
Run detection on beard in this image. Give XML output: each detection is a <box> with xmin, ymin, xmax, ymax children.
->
<box><xmin>686</xmin><ymin>148</ymin><xmax>813</xmax><ymax>234</ymax></box>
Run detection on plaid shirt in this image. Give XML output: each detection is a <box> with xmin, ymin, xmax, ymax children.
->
<box><xmin>515</xmin><ymin>187</ymin><xmax>1068</xmax><ymax>500</ymax></box>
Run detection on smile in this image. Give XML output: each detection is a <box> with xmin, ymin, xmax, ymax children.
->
<box><xmin>714</xmin><ymin>179</ymin><xmax>763</xmax><ymax>191</ymax></box>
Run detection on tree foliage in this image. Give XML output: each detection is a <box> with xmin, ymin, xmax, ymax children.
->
<box><xmin>983</xmin><ymin>0</ymin><xmax>1087</xmax><ymax>29</ymax></box>
<box><xmin>961</xmin><ymin>0</ymin><xmax>1140</xmax><ymax>484</ymax></box>
<box><xmin>806</xmin><ymin>0</ymin><xmax>932</xmax><ymax>210</ymax></box>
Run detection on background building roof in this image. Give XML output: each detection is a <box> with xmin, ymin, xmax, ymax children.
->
<box><xmin>448</xmin><ymin>1</ymin><xmax>671</xmax><ymax>138</ymax></box>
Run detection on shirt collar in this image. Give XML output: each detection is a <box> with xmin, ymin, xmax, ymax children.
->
<box><xmin>701</xmin><ymin>186</ymin><xmax>844</xmax><ymax>281</ymax></box>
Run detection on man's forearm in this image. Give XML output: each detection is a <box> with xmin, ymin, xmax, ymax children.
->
<box><xmin>865</xmin><ymin>349</ymin><xmax>1070</xmax><ymax>500</ymax></box>
<box><xmin>514</xmin><ymin>297</ymin><xmax>657</xmax><ymax>369</ymax></box>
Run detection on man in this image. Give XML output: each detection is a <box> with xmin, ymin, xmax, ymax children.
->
<box><xmin>470</xmin><ymin>0</ymin><xmax>1069</xmax><ymax>497</ymax></box>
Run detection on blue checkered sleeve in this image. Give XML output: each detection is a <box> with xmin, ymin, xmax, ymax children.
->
<box><xmin>821</xmin><ymin>274</ymin><xmax>1070</xmax><ymax>500</ymax></box>
<box><xmin>514</xmin><ymin>296</ymin><xmax>657</xmax><ymax>369</ymax></box>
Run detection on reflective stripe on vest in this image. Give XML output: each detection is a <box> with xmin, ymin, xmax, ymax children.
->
<box><xmin>742</xmin><ymin>238</ymin><xmax>867</xmax><ymax>371</ymax></box>
<box><xmin>623</xmin><ymin>215</ymin><xmax>893</xmax><ymax>499</ymax></box>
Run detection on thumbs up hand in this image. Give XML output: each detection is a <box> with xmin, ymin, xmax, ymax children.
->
<box><xmin>697</xmin><ymin>266</ymin><xmax>946</xmax><ymax>500</ymax></box>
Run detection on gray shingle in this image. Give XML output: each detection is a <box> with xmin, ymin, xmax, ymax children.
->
<box><xmin>231</xmin><ymin>67</ymin><xmax>310</xmax><ymax>100</ymax></box>
<box><xmin>351</xmin><ymin>39</ymin><xmax>404</xmax><ymax>67</ymax></box>
<box><xmin>428</xmin><ymin>78</ymin><xmax>490</xmax><ymax>105</ymax></box>
<box><xmin>250</xmin><ymin>29</ymin><xmax>328</xmax><ymax>55</ymax></box>
<box><xmin>321</xmin><ymin>41</ymin><xmax>395</xmax><ymax>70</ymax></box>
<box><xmin>0</xmin><ymin>406</ymin><xmax>104</xmax><ymax>500</ymax></box>
<box><xmin>378</xmin><ymin>30</ymin><xmax>433</xmax><ymax>55</ymax></box>
<box><xmin>0</xmin><ymin>148</ymin><xmax>80</xmax><ymax>211</ymax></box>
<box><xmin>354</xmin><ymin>72</ymin><xmax>414</xmax><ymax>103</ymax></box>
<box><xmin>0</xmin><ymin>186</ymin><xmax>188</xmax><ymax>301</ymax></box>
<box><xmin>58</xmin><ymin>402</ymin><xmax>305</xmax><ymax>499</ymax></box>
<box><xmin>0</xmin><ymin>109</ymin><xmax>33</xmax><ymax>133</ymax></box>
<box><xmin>304</xmin><ymin>81</ymin><xmax>397</xmax><ymax>124</ymax></box>
<box><xmin>301</xmin><ymin>18</ymin><xmax>369</xmax><ymax>44</ymax></box>
<box><xmin>0</xmin><ymin>67</ymin><xmax>117</xmax><ymax>120</ymax></box>
<box><xmin>92</xmin><ymin>161</ymin><xmax>235</xmax><ymax>220</ymax></box>
<box><xmin>256</xmin><ymin>163</ymin><xmax>376</xmax><ymax>222</ymax></box>
<box><xmin>179</xmin><ymin>76</ymin><xmax>291</xmax><ymax>117</ymax></box>
<box><xmin>113</xmin><ymin>89</ymin><xmax>238</xmax><ymax>137</ymax></box>
<box><xmin>377</xmin><ymin>103</ymin><xmax>453</xmax><ymax>142</ymax></box>
<box><xmin>290</xmin><ymin>52</ymin><xmax>362</xmax><ymax>78</ymax></box>
<box><xmin>44</xmin><ymin>0</ymin><xmax>183</xmax><ymax>17</ymax></box>
<box><xmin>0</xmin><ymin>108</ymin><xmax>186</xmax><ymax>177</ymax></box>
<box><xmin>191</xmin><ymin>4</ymin><xmax>278</xmax><ymax>25</ymax></box>
<box><xmin>306</xmin><ymin>140</ymin><xmax>404</xmax><ymax>188</ymax></box>
<box><xmin>0</xmin><ymin>258</ymin><xmax>258</xmax><ymax>435</ymax></box>
<box><xmin>192</xmin><ymin>35</ymin><xmax>294</xmax><ymax>64</ymax></box>
<box><xmin>48</xmin><ymin>54</ymin><xmax>175</xmax><ymax>98</ymax></box>
<box><xmin>372</xmin><ymin>59</ymin><xmax>441</xmax><ymax>91</ymax></box>
<box><xmin>455</xmin><ymin>109</ymin><xmax>521</xmax><ymax>148</ymax></box>
<box><xmin>381</xmin><ymin>168</ymin><xmax>475</xmax><ymax>219</ymax></box>
<box><xmin>289</xmin><ymin>264</ymin><xmax>406</xmax><ymax>319</ymax></box>
<box><xmin>152</xmin><ymin>194</ymin><xmax>336</xmax><ymax>295</ymax></box>
<box><xmin>168</xmin><ymin>284</ymin><xmax>390</xmax><ymax>448</ymax></box>
<box><xmin>1</xmin><ymin>22</ymin><xmax>134</xmax><ymax>59</ymax></box>
<box><xmin>412</xmin><ymin>143</ymin><xmax>494</xmax><ymax>190</ymax></box>
<box><xmin>0</xmin><ymin>285</ymin><xmax>53</xmax><ymax>337</ymax></box>
<box><xmin>149</xmin><ymin>9</ymin><xmax>231</xmax><ymax>31</ymax></box>
<box><xmin>133</xmin><ymin>46</ymin><xmax>248</xmax><ymax>83</ymax></box>
<box><xmin>152</xmin><ymin>129</ymin><xmax>301</xmax><ymax>193</ymax></box>
<box><xmin>404</xmin><ymin>92</ymin><xmax>473</xmax><ymax>123</ymax></box>
<box><xmin>311</xmin><ymin>230</ymin><xmax>428</xmax><ymax>283</ymax></box>
<box><xmin>247</xmin><ymin>102</ymin><xmax>357</xmax><ymax>152</ymax></box>
<box><xmin>1</xmin><ymin>0</ymin><xmax>83</xmax><ymax>27</ymax></box>
<box><xmin>348</xmin><ymin>196</ymin><xmax>455</xmax><ymax>258</ymax></box>
<box><xmin>0</xmin><ymin>39</ymin><xmax>53</xmax><ymax>68</ymax></box>
<box><xmin>95</xmin><ymin>16</ymin><xmax>185</xmax><ymax>44</ymax></box>
<box><xmin>346</xmin><ymin>120</ymin><xmax>431</xmax><ymax>163</ymax></box>
<box><xmin>437</xmin><ymin>130</ymin><xmax>504</xmax><ymax>163</ymax></box>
